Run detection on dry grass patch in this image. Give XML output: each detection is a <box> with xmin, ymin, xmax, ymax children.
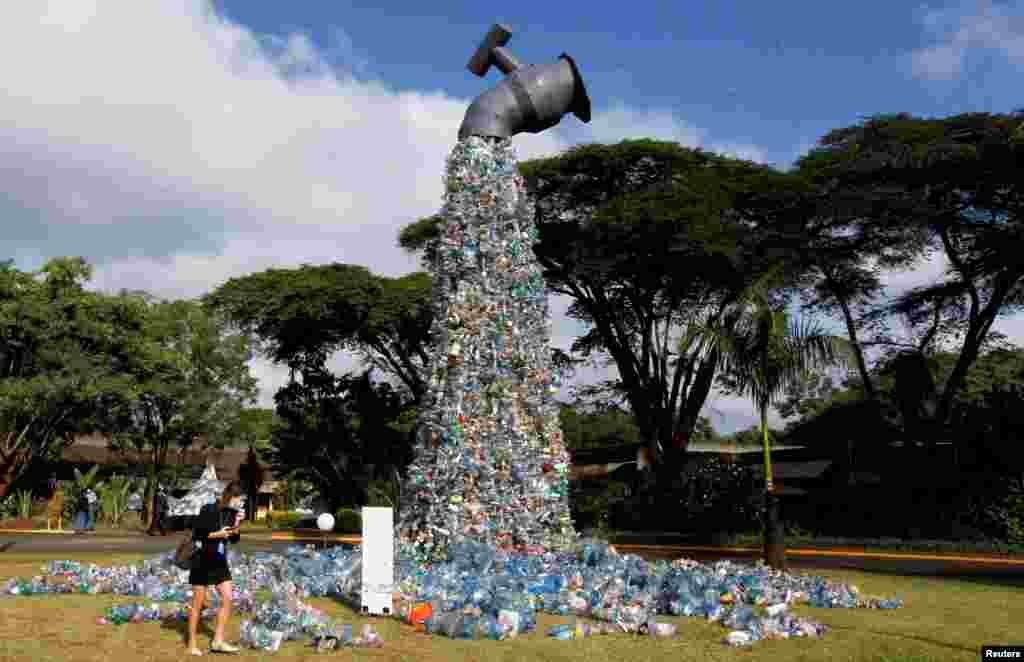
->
<box><xmin>0</xmin><ymin>553</ymin><xmax>1019</xmax><ymax>662</ymax></box>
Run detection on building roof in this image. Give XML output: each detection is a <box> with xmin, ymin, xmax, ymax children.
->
<box><xmin>61</xmin><ymin>434</ymin><xmax>263</xmax><ymax>482</ymax></box>
<box><xmin>753</xmin><ymin>460</ymin><xmax>833</xmax><ymax>480</ymax></box>
<box><xmin>569</xmin><ymin>440</ymin><xmax>806</xmax><ymax>466</ymax></box>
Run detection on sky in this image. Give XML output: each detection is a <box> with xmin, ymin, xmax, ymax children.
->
<box><xmin>2</xmin><ymin>0</ymin><xmax>1023</xmax><ymax>435</ymax></box>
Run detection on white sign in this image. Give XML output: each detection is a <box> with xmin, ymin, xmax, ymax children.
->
<box><xmin>360</xmin><ymin>507</ymin><xmax>394</xmax><ymax>616</ymax></box>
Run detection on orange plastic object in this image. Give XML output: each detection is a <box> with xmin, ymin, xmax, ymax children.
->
<box><xmin>410</xmin><ymin>603</ymin><xmax>433</xmax><ymax>632</ymax></box>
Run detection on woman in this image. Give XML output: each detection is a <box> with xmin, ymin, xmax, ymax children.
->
<box><xmin>84</xmin><ymin>488</ymin><xmax>98</xmax><ymax>531</ymax></box>
<box><xmin>187</xmin><ymin>480</ymin><xmax>243</xmax><ymax>656</ymax></box>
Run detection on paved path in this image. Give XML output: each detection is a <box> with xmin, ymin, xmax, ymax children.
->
<box><xmin>2</xmin><ymin>531</ymin><xmax>1023</xmax><ymax>586</ymax></box>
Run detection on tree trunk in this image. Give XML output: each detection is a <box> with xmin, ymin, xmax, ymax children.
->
<box><xmin>760</xmin><ymin>408</ymin><xmax>787</xmax><ymax>569</ymax></box>
<box><xmin>0</xmin><ymin>445</ymin><xmax>33</xmax><ymax>500</ymax></box>
<box><xmin>834</xmin><ymin>290</ymin><xmax>877</xmax><ymax>403</ymax></box>
<box><xmin>763</xmin><ymin>491</ymin><xmax>788</xmax><ymax>570</ymax></box>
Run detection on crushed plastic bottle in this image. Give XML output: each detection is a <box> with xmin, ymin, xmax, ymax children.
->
<box><xmin>725</xmin><ymin>630</ymin><xmax>753</xmax><ymax>646</ymax></box>
<box><xmin>1</xmin><ymin>538</ymin><xmax>905</xmax><ymax>650</ymax></box>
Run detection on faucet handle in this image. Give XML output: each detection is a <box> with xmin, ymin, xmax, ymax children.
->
<box><xmin>467</xmin><ymin>23</ymin><xmax>517</xmax><ymax>76</ymax></box>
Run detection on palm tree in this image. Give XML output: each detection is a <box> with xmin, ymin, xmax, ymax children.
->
<box><xmin>697</xmin><ymin>278</ymin><xmax>853</xmax><ymax>568</ymax></box>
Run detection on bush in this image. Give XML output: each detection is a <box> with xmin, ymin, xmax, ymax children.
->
<box><xmin>267</xmin><ymin>511</ymin><xmax>304</xmax><ymax>530</ymax></box>
<box><xmin>670</xmin><ymin>456</ymin><xmax>762</xmax><ymax>533</ymax></box>
<box><xmin>952</xmin><ymin>473</ymin><xmax>1024</xmax><ymax>544</ymax></box>
<box><xmin>0</xmin><ymin>494</ymin><xmax>18</xmax><ymax>521</ymax></box>
<box><xmin>982</xmin><ymin>478</ymin><xmax>1024</xmax><ymax>545</ymax></box>
<box><xmin>334</xmin><ymin>507</ymin><xmax>362</xmax><ymax>534</ymax></box>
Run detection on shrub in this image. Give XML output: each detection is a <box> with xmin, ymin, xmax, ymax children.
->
<box><xmin>334</xmin><ymin>507</ymin><xmax>362</xmax><ymax>534</ymax></box>
<box><xmin>954</xmin><ymin>473</ymin><xmax>1024</xmax><ymax>544</ymax></box>
<box><xmin>983</xmin><ymin>478</ymin><xmax>1024</xmax><ymax>545</ymax></box>
<box><xmin>0</xmin><ymin>494</ymin><xmax>17</xmax><ymax>520</ymax></box>
<box><xmin>267</xmin><ymin>511</ymin><xmax>304</xmax><ymax>530</ymax></box>
<box><xmin>677</xmin><ymin>456</ymin><xmax>763</xmax><ymax>533</ymax></box>
<box><xmin>14</xmin><ymin>490</ymin><xmax>33</xmax><ymax>519</ymax></box>
<box><xmin>366</xmin><ymin>477</ymin><xmax>400</xmax><ymax>510</ymax></box>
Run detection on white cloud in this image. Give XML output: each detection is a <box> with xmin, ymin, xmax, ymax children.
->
<box><xmin>912</xmin><ymin>0</ymin><xmax>1024</xmax><ymax>80</ymax></box>
<box><xmin>0</xmin><ymin>1</ymin><xmax>759</xmax><ymax>419</ymax></box>
<box><xmin>877</xmin><ymin>251</ymin><xmax>950</xmax><ymax>296</ymax></box>
<box><xmin>551</xmin><ymin>100</ymin><xmax>772</xmax><ymax>164</ymax></box>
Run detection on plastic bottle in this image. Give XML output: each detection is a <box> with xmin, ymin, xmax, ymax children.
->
<box><xmin>725</xmin><ymin>630</ymin><xmax>753</xmax><ymax>647</ymax></box>
<box><xmin>546</xmin><ymin>623</ymin><xmax>575</xmax><ymax>640</ymax></box>
<box><xmin>647</xmin><ymin>620</ymin><xmax>678</xmax><ymax>638</ymax></box>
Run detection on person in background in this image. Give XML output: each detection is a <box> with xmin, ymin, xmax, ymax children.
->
<box><xmin>84</xmin><ymin>487</ymin><xmax>98</xmax><ymax>532</ymax></box>
<box><xmin>127</xmin><ymin>489</ymin><xmax>142</xmax><ymax>514</ymax></box>
<box><xmin>187</xmin><ymin>480</ymin><xmax>243</xmax><ymax>656</ymax></box>
<box><xmin>147</xmin><ymin>483</ymin><xmax>167</xmax><ymax>536</ymax></box>
<box><xmin>74</xmin><ymin>487</ymin><xmax>89</xmax><ymax>533</ymax></box>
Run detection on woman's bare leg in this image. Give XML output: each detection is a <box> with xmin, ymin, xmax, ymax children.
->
<box><xmin>212</xmin><ymin>580</ymin><xmax>233</xmax><ymax>643</ymax></box>
<box><xmin>188</xmin><ymin>585</ymin><xmax>206</xmax><ymax>651</ymax></box>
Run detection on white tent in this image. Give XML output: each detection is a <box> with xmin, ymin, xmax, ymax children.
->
<box><xmin>166</xmin><ymin>462</ymin><xmax>245</xmax><ymax>517</ymax></box>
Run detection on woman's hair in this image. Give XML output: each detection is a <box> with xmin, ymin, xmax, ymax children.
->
<box><xmin>219</xmin><ymin>480</ymin><xmax>242</xmax><ymax>506</ymax></box>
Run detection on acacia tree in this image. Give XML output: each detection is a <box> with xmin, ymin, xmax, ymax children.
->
<box><xmin>739</xmin><ymin>172</ymin><xmax>931</xmax><ymax>408</ymax></box>
<box><xmin>795</xmin><ymin>111</ymin><xmax>1024</xmax><ymax>444</ymax></box>
<box><xmin>0</xmin><ymin>258</ymin><xmax>156</xmax><ymax>498</ymax></box>
<box><xmin>400</xmin><ymin>140</ymin><xmax>807</xmax><ymax>500</ymax></box>
<box><xmin>204</xmin><ymin>265</ymin><xmax>434</xmax><ymax>403</ymax></box>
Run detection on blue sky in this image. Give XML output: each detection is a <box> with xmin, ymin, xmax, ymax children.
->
<box><xmin>214</xmin><ymin>0</ymin><xmax>1021</xmax><ymax>169</ymax></box>
<box><xmin>1</xmin><ymin>1</ymin><xmax>1022</xmax><ymax>434</ymax></box>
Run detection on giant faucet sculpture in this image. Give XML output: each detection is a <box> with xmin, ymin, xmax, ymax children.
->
<box><xmin>459</xmin><ymin>23</ymin><xmax>591</xmax><ymax>140</ymax></box>
<box><xmin>395</xmin><ymin>24</ymin><xmax>592</xmax><ymax>563</ymax></box>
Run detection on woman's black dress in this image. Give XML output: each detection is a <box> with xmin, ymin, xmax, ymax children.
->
<box><xmin>188</xmin><ymin>503</ymin><xmax>240</xmax><ymax>587</ymax></box>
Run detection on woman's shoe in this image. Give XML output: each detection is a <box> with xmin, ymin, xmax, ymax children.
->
<box><xmin>210</xmin><ymin>640</ymin><xmax>239</xmax><ymax>654</ymax></box>
<box><xmin>188</xmin><ymin>647</ymin><xmax>203</xmax><ymax>656</ymax></box>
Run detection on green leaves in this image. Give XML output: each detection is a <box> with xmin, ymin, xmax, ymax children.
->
<box><xmin>204</xmin><ymin>263</ymin><xmax>433</xmax><ymax>401</ymax></box>
<box><xmin>14</xmin><ymin>489</ymin><xmax>32</xmax><ymax>519</ymax></box>
<box><xmin>0</xmin><ymin>260</ymin><xmax>160</xmax><ymax>494</ymax></box>
<box><xmin>90</xmin><ymin>298</ymin><xmax>258</xmax><ymax>480</ymax></box>
<box><xmin>95</xmin><ymin>473</ymin><xmax>135</xmax><ymax>526</ymax></box>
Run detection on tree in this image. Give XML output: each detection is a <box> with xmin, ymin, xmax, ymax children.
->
<box><xmin>775</xmin><ymin>364</ymin><xmax>867</xmax><ymax>430</ymax></box>
<box><xmin>559</xmin><ymin>403</ymin><xmax>644</xmax><ymax>452</ymax></box>
<box><xmin>710</xmin><ymin>277</ymin><xmax>853</xmax><ymax>568</ymax></box>
<box><xmin>795</xmin><ymin>111</ymin><xmax>1024</xmax><ymax>444</ymax></box>
<box><xmin>724</xmin><ymin>424</ymin><xmax>786</xmax><ymax>447</ymax></box>
<box><xmin>400</xmin><ymin>140</ymin><xmax>805</xmax><ymax>500</ymax></box>
<box><xmin>232</xmin><ymin>408</ymin><xmax>277</xmax><ymax>450</ymax></box>
<box><xmin>263</xmin><ymin>366</ymin><xmax>413</xmax><ymax>514</ymax></box>
<box><xmin>92</xmin><ymin>299</ymin><xmax>258</xmax><ymax>523</ymax></box>
<box><xmin>0</xmin><ymin>258</ymin><xmax>155</xmax><ymax>498</ymax></box>
<box><xmin>204</xmin><ymin>265</ymin><xmax>434</xmax><ymax>403</ymax></box>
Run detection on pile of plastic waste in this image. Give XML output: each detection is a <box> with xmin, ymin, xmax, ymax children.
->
<box><xmin>1</xmin><ymin>539</ymin><xmax>902</xmax><ymax>649</ymax></box>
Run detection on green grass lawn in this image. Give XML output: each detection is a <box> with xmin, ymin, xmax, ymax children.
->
<box><xmin>0</xmin><ymin>551</ymin><xmax>1020</xmax><ymax>662</ymax></box>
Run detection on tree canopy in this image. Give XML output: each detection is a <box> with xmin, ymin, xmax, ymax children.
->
<box><xmin>204</xmin><ymin>264</ymin><xmax>434</xmax><ymax>402</ymax></box>
<box><xmin>92</xmin><ymin>299</ymin><xmax>259</xmax><ymax>476</ymax></box>
<box><xmin>793</xmin><ymin>111</ymin><xmax>1024</xmax><ymax>436</ymax></box>
<box><xmin>0</xmin><ymin>258</ymin><xmax>153</xmax><ymax>497</ymax></box>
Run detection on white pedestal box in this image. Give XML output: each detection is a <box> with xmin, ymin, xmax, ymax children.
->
<box><xmin>360</xmin><ymin>507</ymin><xmax>394</xmax><ymax>616</ymax></box>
